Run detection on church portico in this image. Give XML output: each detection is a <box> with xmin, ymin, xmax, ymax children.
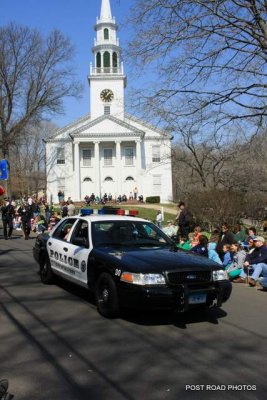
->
<box><xmin>45</xmin><ymin>0</ymin><xmax>173</xmax><ymax>204</ymax></box>
<box><xmin>73</xmin><ymin>138</ymin><xmax>141</xmax><ymax>200</ymax></box>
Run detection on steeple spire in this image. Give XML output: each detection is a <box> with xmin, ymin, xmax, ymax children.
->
<box><xmin>100</xmin><ymin>0</ymin><xmax>112</xmax><ymax>22</ymax></box>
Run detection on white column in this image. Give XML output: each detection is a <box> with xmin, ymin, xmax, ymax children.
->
<box><xmin>136</xmin><ymin>139</ymin><xmax>142</xmax><ymax>170</ymax></box>
<box><xmin>135</xmin><ymin>139</ymin><xmax>142</xmax><ymax>197</ymax></box>
<box><xmin>116</xmin><ymin>141</ymin><xmax>121</xmax><ymax>196</ymax></box>
<box><xmin>74</xmin><ymin>142</ymin><xmax>81</xmax><ymax>201</ymax></box>
<box><xmin>94</xmin><ymin>141</ymin><xmax>100</xmax><ymax>197</ymax></box>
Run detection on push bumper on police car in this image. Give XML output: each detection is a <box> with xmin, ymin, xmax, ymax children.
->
<box><xmin>117</xmin><ymin>269</ymin><xmax>232</xmax><ymax>312</ymax></box>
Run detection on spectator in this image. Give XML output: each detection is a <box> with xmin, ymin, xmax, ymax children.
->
<box><xmin>163</xmin><ymin>220</ymin><xmax>177</xmax><ymax>238</ymax></box>
<box><xmin>227</xmin><ymin>242</ymin><xmax>246</xmax><ymax>280</ymax></box>
<box><xmin>216</xmin><ymin>223</ymin><xmax>235</xmax><ymax>261</ymax></box>
<box><xmin>44</xmin><ymin>203</ymin><xmax>51</xmax><ymax>225</ymax></box>
<box><xmin>1</xmin><ymin>199</ymin><xmax>15</xmax><ymax>240</ymax></box>
<box><xmin>232</xmin><ymin>223</ymin><xmax>246</xmax><ymax>243</ymax></box>
<box><xmin>208</xmin><ymin>242</ymin><xmax>222</xmax><ymax>265</ymax></box>
<box><xmin>133</xmin><ymin>186</ymin><xmax>138</xmax><ymax>200</ymax></box>
<box><xmin>58</xmin><ymin>190</ymin><xmax>64</xmax><ymax>203</ymax></box>
<box><xmin>233</xmin><ymin>236</ymin><xmax>267</xmax><ymax>286</ymax></box>
<box><xmin>245</xmin><ymin>226</ymin><xmax>257</xmax><ymax>244</ymax></box>
<box><xmin>36</xmin><ymin>215</ymin><xmax>47</xmax><ymax>233</ymax></box>
<box><xmin>177</xmin><ymin>237</ymin><xmax>192</xmax><ymax>251</ymax></box>
<box><xmin>18</xmin><ymin>200</ymin><xmax>34</xmax><ymax>240</ymax></box>
<box><xmin>222</xmin><ymin>244</ymin><xmax>233</xmax><ymax>270</ymax></box>
<box><xmin>190</xmin><ymin>226</ymin><xmax>202</xmax><ymax>247</ymax></box>
<box><xmin>155</xmin><ymin>210</ymin><xmax>163</xmax><ymax>229</ymax></box>
<box><xmin>67</xmin><ymin>200</ymin><xmax>76</xmax><ymax>216</ymax></box>
<box><xmin>190</xmin><ymin>235</ymin><xmax>209</xmax><ymax>257</ymax></box>
<box><xmin>176</xmin><ymin>201</ymin><xmax>193</xmax><ymax>240</ymax></box>
<box><xmin>61</xmin><ymin>202</ymin><xmax>68</xmax><ymax>218</ymax></box>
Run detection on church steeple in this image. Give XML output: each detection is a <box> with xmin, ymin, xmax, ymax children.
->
<box><xmin>88</xmin><ymin>0</ymin><xmax>127</xmax><ymax>120</ymax></box>
<box><xmin>100</xmin><ymin>0</ymin><xmax>112</xmax><ymax>22</ymax></box>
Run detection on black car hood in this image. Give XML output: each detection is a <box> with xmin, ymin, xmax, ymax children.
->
<box><xmin>92</xmin><ymin>246</ymin><xmax>221</xmax><ymax>273</ymax></box>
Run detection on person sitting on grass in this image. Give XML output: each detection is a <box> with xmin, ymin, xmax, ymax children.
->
<box><xmin>233</xmin><ymin>236</ymin><xmax>267</xmax><ymax>286</ymax></box>
<box><xmin>177</xmin><ymin>236</ymin><xmax>192</xmax><ymax>251</ymax></box>
<box><xmin>222</xmin><ymin>244</ymin><xmax>233</xmax><ymax>270</ymax></box>
<box><xmin>208</xmin><ymin>242</ymin><xmax>222</xmax><ymax>265</ymax></box>
<box><xmin>190</xmin><ymin>235</ymin><xmax>209</xmax><ymax>257</ymax></box>
<box><xmin>226</xmin><ymin>242</ymin><xmax>246</xmax><ymax>280</ymax></box>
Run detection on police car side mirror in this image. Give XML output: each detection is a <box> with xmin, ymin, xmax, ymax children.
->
<box><xmin>72</xmin><ymin>237</ymin><xmax>89</xmax><ymax>248</ymax></box>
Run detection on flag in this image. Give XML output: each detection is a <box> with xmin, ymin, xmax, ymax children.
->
<box><xmin>0</xmin><ymin>159</ymin><xmax>9</xmax><ymax>180</ymax></box>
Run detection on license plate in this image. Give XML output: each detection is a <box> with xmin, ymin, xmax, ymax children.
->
<box><xmin>189</xmin><ymin>293</ymin><xmax>207</xmax><ymax>304</ymax></box>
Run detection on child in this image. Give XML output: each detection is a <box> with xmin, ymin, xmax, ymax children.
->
<box><xmin>208</xmin><ymin>242</ymin><xmax>222</xmax><ymax>265</ymax></box>
<box><xmin>222</xmin><ymin>244</ymin><xmax>233</xmax><ymax>270</ymax></box>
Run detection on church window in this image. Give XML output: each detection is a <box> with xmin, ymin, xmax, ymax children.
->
<box><xmin>125</xmin><ymin>147</ymin><xmax>134</xmax><ymax>166</ymax></box>
<box><xmin>82</xmin><ymin>149</ymin><xmax>92</xmax><ymax>166</ymax></box>
<box><xmin>104</xmin><ymin>149</ymin><xmax>112</xmax><ymax>166</ymax></box>
<box><xmin>103</xmin><ymin>51</ymin><xmax>110</xmax><ymax>68</ymax></box>
<box><xmin>112</xmin><ymin>52</ymin><xmax>118</xmax><ymax>68</ymax></box>
<box><xmin>104</xmin><ymin>176</ymin><xmax>113</xmax><ymax>182</ymax></box>
<box><xmin>104</xmin><ymin>28</ymin><xmax>109</xmax><ymax>40</ymax></box>
<box><xmin>56</xmin><ymin>147</ymin><xmax>65</xmax><ymax>164</ymax></box>
<box><xmin>152</xmin><ymin>145</ymin><xmax>160</xmax><ymax>163</ymax></box>
<box><xmin>126</xmin><ymin>176</ymin><xmax>134</xmax><ymax>181</ymax></box>
<box><xmin>152</xmin><ymin>175</ymin><xmax>161</xmax><ymax>194</ymax></box>
<box><xmin>83</xmin><ymin>177</ymin><xmax>92</xmax><ymax>182</ymax></box>
<box><xmin>96</xmin><ymin>52</ymin><xmax>101</xmax><ymax>68</ymax></box>
<box><xmin>104</xmin><ymin>106</ymin><xmax>110</xmax><ymax>115</ymax></box>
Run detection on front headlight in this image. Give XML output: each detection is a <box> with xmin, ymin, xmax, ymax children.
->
<box><xmin>120</xmin><ymin>272</ymin><xmax>166</xmax><ymax>285</ymax></box>
<box><xmin>213</xmin><ymin>269</ymin><xmax>228</xmax><ymax>281</ymax></box>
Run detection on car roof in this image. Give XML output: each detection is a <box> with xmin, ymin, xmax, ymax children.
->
<box><xmin>70</xmin><ymin>215</ymin><xmax>148</xmax><ymax>223</ymax></box>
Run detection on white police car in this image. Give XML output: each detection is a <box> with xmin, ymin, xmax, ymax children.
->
<box><xmin>33</xmin><ymin>210</ymin><xmax>232</xmax><ymax>318</ymax></box>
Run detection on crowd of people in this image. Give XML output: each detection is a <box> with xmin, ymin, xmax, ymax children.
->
<box><xmin>0</xmin><ymin>197</ymin><xmax>76</xmax><ymax>240</ymax></box>
<box><xmin>83</xmin><ymin>191</ymin><xmax>144</xmax><ymax>206</ymax></box>
<box><xmin>1</xmin><ymin>196</ymin><xmax>266</xmax><ymax>290</ymax></box>
<box><xmin>157</xmin><ymin>202</ymin><xmax>267</xmax><ymax>290</ymax></box>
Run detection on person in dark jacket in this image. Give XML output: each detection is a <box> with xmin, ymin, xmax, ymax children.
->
<box><xmin>190</xmin><ymin>235</ymin><xmax>209</xmax><ymax>257</ymax></box>
<box><xmin>176</xmin><ymin>202</ymin><xmax>193</xmax><ymax>240</ymax></box>
<box><xmin>18</xmin><ymin>201</ymin><xmax>34</xmax><ymax>240</ymax></box>
<box><xmin>216</xmin><ymin>223</ymin><xmax>235</xmax><ymax>261</ymax></box>
<box><xmin>234</xmin><ymin>236</ymin><xmax>267</xmax><ymax>286</ymax></box>
<box><xmin>1</xmin><ymin>199</ymin><xmax>15</xmax><ymax>239</ymax></box>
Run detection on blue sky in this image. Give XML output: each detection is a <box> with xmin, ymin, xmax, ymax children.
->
<box><xmin>0</xmin><ymin>0</ymin><xmax>133</xmax><ymax>127</ymax></box>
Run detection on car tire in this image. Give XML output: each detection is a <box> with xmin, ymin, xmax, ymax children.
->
<box><xmin>40</xmin><ymin>255</ymin><xmax>54</xmax><ymax>284</ymax></box>
<box><xmin>95</xmin><ymin>272</ymin><xmax>120</xmax><ymax>318</ymax></box>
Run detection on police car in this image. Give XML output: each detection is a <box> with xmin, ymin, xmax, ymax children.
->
<box><xmin>33</xmin><ymin>211</ymin><xmax>232</xmax><ymax>318</ymax></box>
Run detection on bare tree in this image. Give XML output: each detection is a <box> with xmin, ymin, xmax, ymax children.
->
<box><xmin>9</xmin><ymin>121</ymin><xmax>57</xmax><ymax>198</ymax></box>
<box><xmin>0</xmin><ymin>23</ymin><xmax>82</xmax><ymax>158</ymax></box>
<box><xmin>126</xmin><ymin>0</ymin><xmax>267</xmax><ymax>126</ymax></box>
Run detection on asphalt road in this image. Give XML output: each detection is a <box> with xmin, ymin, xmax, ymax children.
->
<box><xmin>0</xmin><ymin>230</ymin><xmax>266</xmax><ymax>400</ymax></box>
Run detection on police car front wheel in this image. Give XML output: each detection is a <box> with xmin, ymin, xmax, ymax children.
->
<box><xmin>40</xmin><ymin>256</ymin><xmax>54</xmax><ymax>284</ymax></box>
<box><xmin>95</xmin><ymin>273</ymin><xmax>120</xmax><ymax>318</ymax></box>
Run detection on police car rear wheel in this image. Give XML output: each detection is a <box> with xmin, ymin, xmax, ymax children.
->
<box><xmin>40</xmin><ymin>256</ymin><xmax>54</xmax><ymax>284</ymax></box>
<box><xmin>96</xmin><ymin>273</ymin><xmax>120</xmax><ymax>318</ymax></box>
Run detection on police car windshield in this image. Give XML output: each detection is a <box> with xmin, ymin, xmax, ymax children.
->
<box><xmin>92</xmin><ymin>220</ymin><xmax>171</xmax><ymax>248</ymax></box>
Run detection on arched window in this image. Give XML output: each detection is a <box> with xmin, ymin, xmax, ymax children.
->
<box><xmin>104</xmin><ymin>28</ymin><xmax>109</xmax><ymax>40</ymax></box>
<box><xmin>112</xmin><ymin>52</ymin><xmax>118</xmax><ymax>68</ymax></box>
<box><xmin>83</xmin><ymin>177</ymin><xmax>92</xmax><ymax>182</ymax></box>
<box><xmin>96</xmin><ymin>52</ymin><xmax>101</xmax><ymax>68</ymax></box>
<box><xmin>103</xmin><ymin>51</ymin><xmax>110</xmax><ymax>68</ymax></box>
<box><xmin>104</xmin><ymin>176</ymin><xmax>113</xmax><ymax>182</ymax></box>
<box><xmin>126</xmin><ymin>176</ymin><xmax>134</xmax><ymax>181</ymax></box>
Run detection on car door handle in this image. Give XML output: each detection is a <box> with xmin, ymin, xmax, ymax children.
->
<box><xmin>63</xmin><ymin>247</ymin><xmax>68</xmax><ymax>252</ymax></box>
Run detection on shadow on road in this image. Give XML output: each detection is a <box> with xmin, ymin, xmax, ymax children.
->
<box><xmin>54</xmin><ymin>275</ymin><xmax>227</xmax><ymax>328</ymax></box>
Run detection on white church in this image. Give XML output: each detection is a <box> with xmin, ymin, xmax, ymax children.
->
<box><xmin>46</xmin><ymin>0</ymin><xmax>173</xmax><ymax>203</ymax></box>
